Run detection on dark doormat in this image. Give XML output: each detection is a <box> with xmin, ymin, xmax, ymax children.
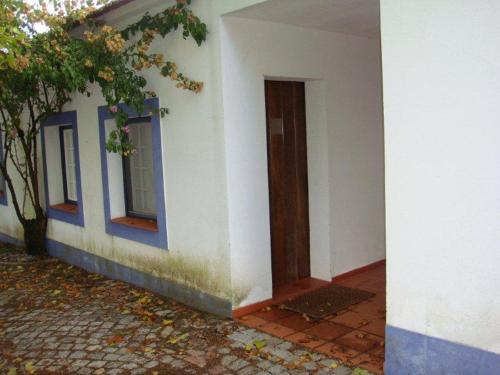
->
<box><xmin>283</xmin><ymin>284</ymin><xmax>375</xmax><ymax>319</ymax></box>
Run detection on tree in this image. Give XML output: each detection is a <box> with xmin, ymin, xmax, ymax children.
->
<box><xmin>0</xmin><ymin>0</ymin><xmax>28</xmax><ymax>70</ymax></box>
<box><xmin>0</xmin><ymin>0</ymin><xmax>207</xmax><ymax>255</ymax></box>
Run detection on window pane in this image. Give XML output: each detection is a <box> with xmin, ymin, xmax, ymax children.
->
<box><xmin>127</xmin><ymin>120</ymin><xmax>156</xmax><ymax>217</ymax></box>
<box><xmin>0</xmin><ymin>169</ymin><xmax>4</xmax><ymax>193</ymax></box>
<box><xmin>63</xmin><ymin>128</ymin><xmax>77</xmax><ymax>202</ymax></box>
<box><xmin>0</xmin><ymin>147</ymin><xmax>4</xmax><ymax>193</ymax></box>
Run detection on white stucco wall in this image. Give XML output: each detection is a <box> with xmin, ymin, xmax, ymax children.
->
<box><xmin>381</xmin><ymin>0</ymin><xmax>500</xmax><ymax>353</ymax></box>
<box><xmin>1</xmin><ymin>0</ymin><xmax>386</xmax><ymax>310</ymax></box>
<box><xmin>220</xmin><ymin>17</ymin><xmax>385</xmax><ymax>306</ymax></box>
<box><xmin>1</xmin><ymin>0</ymin><xmax>233</xmax><ymax>301</ymax></box>
<box><xmin>0</xmin><ymin>168</ymin><xmax>24</xmax><ymax>240</ymax></box>
<box><xmin>0</xmin><ymin>113</ymin><xmax>35</xmax><ymax>241</ymax></box>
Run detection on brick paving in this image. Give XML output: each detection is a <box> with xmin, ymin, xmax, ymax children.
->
<box><xmin>237</xmin><ymin>266</ymin><xmax>386</xmax><ymax>374</ymax></box>
<box><xmin>0</xmin><ymin>245</ymin><xmax>375</xmax><ymax>374</ymax></box>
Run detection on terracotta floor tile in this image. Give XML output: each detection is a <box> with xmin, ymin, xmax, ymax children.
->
<box><xmin>274</xmin><ymin>277</ymin><xmax>330</xmax><ymax>301</ymax></box>
<box><xmin>275</xmin><ymin>312</ymin><xmax>319</xmax><ymax>331</ymax></box>
<box><xmin>350</xmin><ymin>347</ymin><xmax>385</xmax><ymax>375</ymax></box>
<box><xmin>370</xmin><ymin>294</ymin><xmax>386</xmax><ymax>305</ymax></box>
<box><xmin>359</xmin><ymin>318</ymin><xmax>386</xmax><ymax>336</ymax></box>
<box><xmin>241</xmin><ymin>264</ymin><xmax>387</xmax><ymax>368</ymax></box>
<box><xmin>366</xmin><ymin>345</ymin><xmax>386</xmax><ymax>359</ymax></box>
<box><xmin>335</xmin><ymin>280</ymin><xmax>361</xmax><ymax>289</ymax></box>
<box><xmin>253</xmin><ymin>307</ymin><xmax>293</xmax><ymax>321</ymax></box>
<box><xmin>335</xmin><ymin>330</ymin><xmax>383</xmax><ymax>353</ymax></box>
<box><xmin>360</xmin><ymin>282</ymin><xmax>385</xmax><ymax>294</ymax></box>
<box><xmin>323</xmin><ymin>309</ymin><xmax>350</xmax><ymax>322</ymax></box>
<box><xmin>237</xmin><ymin>314</ymin><xmax>268</xmax><ymax>328</ymax></box>
<box><xmin>315</xmin><ymin>342</ymin><xmax>360</xmax><ymax>363</ymax></box>
<box><xmin>286</xmin><ymin>332</ymin><xmax>325</xmax><ymax>349</ymax></box>
<box><xmin>328</xmin><ymin>310</ymin><xmax>373</xmax><ymax>329</ymax></box>
<box><xmin>350</xmin><ymin>356</ymin><xmax>384</xmax><ymax>375</ymax></box>
<box><xmin>302</xmin><ymin>321</ymin><xmax>352</xmax><ymax>341</ymax></box>
<box><xmin>259</xmin><ymin>322</ymin><xmax>295</xmax><ymax>338</ymax></box>
<box><xmin>350</xmin><ymin>301</ymin><xmax>386</xmax><ymax>319</ymax></box>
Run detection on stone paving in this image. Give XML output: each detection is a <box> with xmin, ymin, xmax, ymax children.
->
<box><xmin>0</xmin><ymin>245</ymin><xmax>373</xmax><ymax>374</ymax></box>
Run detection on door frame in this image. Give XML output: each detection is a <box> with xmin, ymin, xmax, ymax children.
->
<box><xmin>221</xmin><ymin>71</ymin><xmax>333</xmax><ymax>307</ymax></box>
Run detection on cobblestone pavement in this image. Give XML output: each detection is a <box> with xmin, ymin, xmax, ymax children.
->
<box><xmin>0</xmin><ymin>245</ymin><xmax>373</xmax><ymax>374</ymax></box>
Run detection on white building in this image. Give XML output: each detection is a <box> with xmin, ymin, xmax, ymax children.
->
<box><xmin>0</xmin><ymin>0</ymin><xmax>499</xmax><ymax>373</ymax></box>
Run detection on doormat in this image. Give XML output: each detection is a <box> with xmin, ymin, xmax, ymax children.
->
<box><xmin>283</xmin><ymin>284</ymin><xmax>375</xmax><ymax>319</ymax></box>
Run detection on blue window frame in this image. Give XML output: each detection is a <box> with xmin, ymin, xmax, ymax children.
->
<box><xmin>0</xmin><ymin>131</ymin><xmax>7</xmax><ymax>206</ymax></box>
<box><xmin>41</xmin><ymin>111</ymin><xmax>85</xmax><ymax>226</ymax></box>
<box><xmin>98</xmin><ymin>98</ymin><xmax>168</xmax><ymax>249</ymax></box>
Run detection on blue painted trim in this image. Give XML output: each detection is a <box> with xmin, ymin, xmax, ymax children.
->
<box><xmin>0</xmin><ymin>131</ymin><xmax>7</xmax><ymax>206</ymax></box>
<box><xmin>45</xmin><ymin>239</ymin><xmax>230</xmax><ymax>316</ymax></box>
<box><xmin>0</xmin><ymin>232</ymin><xmax>23</xmax><ymax>247</ymax></box>
<box><xmin>98</xmin><ymin>98</ymin><xmax>168</xmax><ymax>249</ymax></box>
<box><xmin>41</xmin><ymin>111</ymin><xmax>84</xmax><ymax>227</ymax></box>
<box><xmin>0</xmin><ymin>232</ymin><xmax>230</xmax><ymax>316</ymax></box>
<box><xmin>385</xmin><ymin>325</ymin><xmax>500</xmax><ymax>374</ymax></box>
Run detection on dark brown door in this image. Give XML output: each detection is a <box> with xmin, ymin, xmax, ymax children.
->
<box><xmin>265</xmin><ymin>80</ymin><xmax>310</xmax><ymax>290</ymax></box>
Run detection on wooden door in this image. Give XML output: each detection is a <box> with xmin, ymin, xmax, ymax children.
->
<box><xmin>265</xmin><ymin>80</ymin><xmax>311</xmax><ymax>289</ymax></box>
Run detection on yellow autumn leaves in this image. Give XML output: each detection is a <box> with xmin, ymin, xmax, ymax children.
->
<box><xmin>84</xmin><ymin>25</ymin><xmax>125</xmax><ymax>54</ymax></box>
<box><xmin>97</xmin><ymin>66</ymin><xmax>114</xmax><ymax>82</ymax></box>
<box><xmin>84</xmin><ymin>25</ymin><xmax>126</xmax><ymax>82</ymax></box>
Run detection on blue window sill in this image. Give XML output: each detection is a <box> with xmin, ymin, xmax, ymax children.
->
<box><xmin>47</xmin><ymin>204</ymin><xmax>84</xmax><ymax>227</ymax></box>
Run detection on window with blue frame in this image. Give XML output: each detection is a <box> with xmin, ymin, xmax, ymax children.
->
<box><xmin>98</xmin><ymin>98</ymin><xmax>168</xmax><ymax>249</ymax></box>
<box><xmin>0</xmin><ymin>131</ymin><xmax>7</xmax><ymax>206</ymax></box>
<box><xmin>41</xmin><ymin>111</ymin><xmax>84</xmax><ymax>226</ymax></box>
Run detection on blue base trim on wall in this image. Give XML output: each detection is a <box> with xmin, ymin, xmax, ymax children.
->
<box><xmin>0</xmin><ymin>232</ymin><xmax>231</xmax><ymax>317</ymax></box>
<box><xmin>386</xmin><ymin>325</ymin><xmax>500</xmax><ymax>375</ymax></box>
<box><xmin>46</xmin><ymin>239</ymin><xmax>232</xmax><ymax>317</ymax></box>
<box><xmin>0</xmin><ymin>232</ymin><xmax>23</xmax><ymax>247</ymax></box>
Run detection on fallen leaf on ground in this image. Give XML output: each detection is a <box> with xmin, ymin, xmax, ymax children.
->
<box><xmin>24</xmin><ymin>362</ymin><xmax>36</xmax><ymax>374</ymax></box>
<box><xmin>106</xmin><ymin>335</ymin><xmax>124</xmax><ymax>346</ymax></box>
<box><xmin>168</xmin><ymin>333</ymin><xmax>189</xmax><ymax>344</ymax></box>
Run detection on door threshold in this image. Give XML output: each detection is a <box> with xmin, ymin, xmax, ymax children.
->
<box><xmin>273</xmin><ymin>277</ymin><xmax>330</xmax><ymax>301</ymax></box>
<box><xmin>232</xmin><ymin>277</ymin><xmax>329</xmax><ymax>318</ymax></box>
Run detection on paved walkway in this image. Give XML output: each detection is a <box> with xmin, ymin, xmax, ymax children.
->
<box><xmin>0</xmin><ymin>245</ymin><xmax>373</xmax><ymax>374</ymax></box>
<box><xmin>237</xmin><ymin>266</ymin><xmax>386</xmax><ymax>375</ymax></box>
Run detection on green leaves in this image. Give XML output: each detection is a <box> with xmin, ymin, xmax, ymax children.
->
<box><xmin>353</xmin><ymin>368</ymin><xmax>371</xmax><ymax>375</ymax></box>
<box><xmin>121</xmin><ymin>0</ymin><xmax>207</xmax><ymax>47</ymax></box>
<box><xmin>244</xmin><ymin>339</ymin><xmax>267</xmax><ymax>351</ymax></box>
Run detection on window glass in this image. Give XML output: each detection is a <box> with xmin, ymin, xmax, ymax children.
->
<box><xmin>0</xmin><ymin>165</ymin><xmax>5</xmax><ymax>194</ymax></box>
<box><xmin>124</xmin><ymin>119</ymin><xmax>156</xmax><ymax>219</ymax></box>
<box><xmin>60</xmin><ymin>126</ymin><xmax>77</xmax><ymax>203</ymax></box>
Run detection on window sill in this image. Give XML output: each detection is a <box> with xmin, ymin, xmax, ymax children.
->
<box><xmin>50</xmin><ymin>203</ymin><xmax>78</xmax><ymax>214</ymax></box>
<box><xmin>111</xmin><ymin>216</ymin><xmax>158</xmax><ymax>232</ymax></box>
